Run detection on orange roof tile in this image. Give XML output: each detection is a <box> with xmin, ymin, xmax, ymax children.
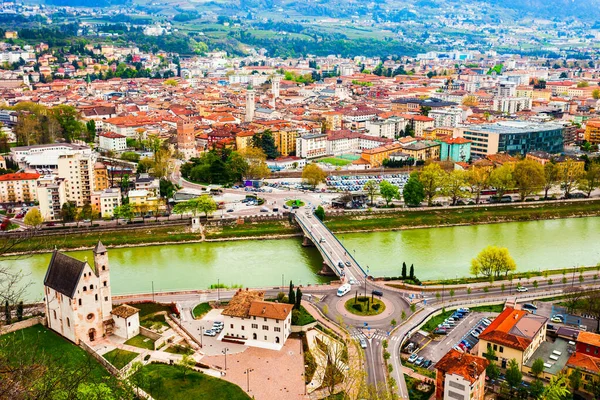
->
<box><xmin>436</xmin><ymin>349</ymin><xmax>489</xmax><ymax>384</ymax></box>
<box><xmin>577</xmin><ymin>332</ymin><xmax>600</xmax><ymax>348</ymax></box>
<box><xmin>0</xmin><ymin>172</ymin><xmax>40</xmax><ymax>181</ymax></box>
<box><xmin>248</xmin><ymin>301</ymin><xmax>292</xmax><ymax>320</ymax></box>
<box><xmin>567</xmin><ymin>352</ymin><xmax>600</xmax><ymax>374</ymax></box>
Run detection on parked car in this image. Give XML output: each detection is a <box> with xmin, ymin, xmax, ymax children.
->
<box><xmin>204</xmin><ymin>329</ymin><xmax>216</xmax><ymax>336</ymax></box>
<box><xmin>359</xmin><ymin>338</ymin><xmax>367</xmax><ymax>348</ymax></box>
<box><xmin>422</xmin><ymin>359</ymin><xmax>432</xmax><ymax>368</ymax></box>
<box><xmin>226</xmin><ymin>209</ymin><xmax>234</xmax><ymax>212</ymax></box>
<box><xmin>551</xmin><ymin>315</ymin><xmax>564</xmax><ymax>323</ymax></box>
<box><xmin>345</xmin><ymin>261</ymin><xmax>351</xmax><ymax>267</ymax></box>
<box><xmin>408</xmin><ymin>353</ymin><xmax>419</xmax><ymax>363</ymax></box>
<box><xmin>433</xmin><ymin>327</ymin><xmax>447</xmax><ymax>335</ymax></box>
<box><xmin>522</xmin><ymin>303</ymin><xmax>538</xmax><ymax>310</ymax></box>
<box><xmin>415</xmin><ymin>357</ymin><xmax>425</xmax><ymax>366</ymax></box>
<box><xmin>471</xmin><ymin>331</ymin><xmax>480</xmax><ymax>338</ymax></box>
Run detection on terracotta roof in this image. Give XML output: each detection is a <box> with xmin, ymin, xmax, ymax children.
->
<box><xmin>0</xmin><ymin>172</ymin><xmax>40</xmax><ymax>181</ymax></box>
<box><xmin>567</xmin><ymin>352</ymin><xmax>600</xmax><ymax>374</ymax></box>
<box><xmin>479</xmin><ymin>307</ymin><xmax>547</xmax><ymax>351</ymax></box>
<box><xmin>111</xmin><ymin>304</ymin><xmax>140</xmax><ymax>319</ymax></box>
<box><xmin>248</xmin><ymin>301</ymin><xmax>292</xmax><ymax>320</ymax></box>
<box><xmin>100</xmin><ymin>131</ymin><xmax>126</xmax><ymax>139</ymax></box>
<box><xmin>577</xmin><ymin>332</ymin><xmax>600</xmax><ymax>348</ymax></box>
<box><xmin>435</xmin><ymin>349</ymin><xmax>489</xmax><ymax>384</ymax></box>
<box><xmin>222</xmin><ymin>289</ymin><xmax>264</xmax><ymax>318</ymax></box>
<box><xmin>441</xmin><ymin>137</ymin><xmax>471</xmax><ymax>144</ymax></box>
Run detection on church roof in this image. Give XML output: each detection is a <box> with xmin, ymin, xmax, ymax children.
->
<box><xmin>44</xmin><ymin>251</ymin><xmax>86</xmax><ymax>298</ymax></box>
<box><xmin>94</xmin><ymin>241</ymin><xmax>107</xmax><ymax>254</ymax></box>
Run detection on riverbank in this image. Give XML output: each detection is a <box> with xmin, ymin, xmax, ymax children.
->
<box><xmin>4</xmin><ymin>199</ymin><xmax>600</xmax><ymax>255</ymax></box>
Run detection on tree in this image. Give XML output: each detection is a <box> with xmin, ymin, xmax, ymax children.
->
<box><xmin>543</xmin><ymin>162</ymin><xmax>560</xmax><ymax>199</ymax></box>
<box><xmin>530</xmin><ymin>379</ymin><xmax>545</xmax><ymax>399</ymax></box>
<box><xmin>251</xmin><ymin>130</ymin><xmax>279</xmax><ymax>159</ymax></box>
<box><xmin>409</xmin><ymin>264</ymin><xmax>414</xmax><ymax>279</ymax></box>
<box><xmin>483</xmin><ymin>346</ymin><xmax>500</xmax><ymax>380</ymax></box>
<box><xmin>593</xmin><ymin>88</ymin><xmax>600</xmax><ymax>100</ymax></box>
<box><xmin>401</xmin><ymin>262</ymin><xmax>407</xmax><ymax>279</ymax></box>
<box><xmin>579</xmin><ymin>162</ymin><xmax>600</xmax><ymax>197</ymax></box>
<box><xmin>379</xmin><ymin>180</ymin><xmax>399</xmax><ymax>206</ymax></box>
<box><xmin>16</xmin><ymin>301</ymin><xmax>23</xmax><ymax>321</ymax></box>
<box><xmin>542</xmin><ymin>373</ymin><xmax>570</xmax><ymax>400</ymax></box>
<box><xmin>85</xmin><ymin>119</ymin><xmax>96</xmax><ymax>142</ymax></box>
<box><xmin>60</xmin><ymin>201</ymin><xmax>77</xmax><ymax>224</ymax></box>
<box><xmin>115</xmin><ymin>203</ymin><xmax>134</xmax><ymax>223</ymax></box>
<box><xmin>295</xmin><ymin>287</ymin><xmax>302</xmax><ymax>310</ymax></box>
<box><xmin>569</xmin><ymin>368</ymin><xmax>582</xmax><ymax>392</ymax></box>
<box><xmin>560</xmin><ymin>158</ymin><xmax>584</xmax><ymax>198</ymax></box>
<box><xmin>513</xmin><ymin>159</ymin><xmax>545</xmax><ymax>201</ymax></box>
<box><xmin>505</xmin><ymin>358</ymin><xmax>522</xmax><ymax>391</ymax></box>
<box><xmin>419</xmin><ymin>163</ymin><xmax>445</xmax><ymax>206</ymax></box>
<box><xmin>531</xmin><ymin>358</ymin><xmax>545</xmax><ymax>378</ymax></box>
<box><xmin>177</xmin><ymin>354</ymin><xmax>195</xmax><ymax>381</ymax></box>
<box><xmin>462</xmin><ymin>95</ymin><xmax>479</xmax><ymax>107</ymax></box>
<box><xmin>302</xmin><ymin>163</ymin><xmax>326</xmax><ymax>188</ymax></box>
<box><xmin>467</xmin><ymin>168</ymin><xmax>490</xmax><ymax>204</ymax></box>
<box><xmin>239</xmin><ymin>147</ymin><xmax>270</xmax><ymax>180</ymax></box>
<box><xmin>23</xmin><ymin>208</ymin><xmax>43</xmax><ymax>229</ymax></box>
<box><xmin>470</xmin><ymin>246</ymin><xmax>517</xmax><ymax>279</ymax></box>
<box><xmin>288</xmin><ymin>281</ymin><xmax>295</xmax><ymax>306</ymax></box>
<box><xmin>314</xmin><ymin>205</ymin><xmax>325</xmax><ymax>221</ymax></box>
<box><xmin>443</xmin><ymin>170</ymin><xmax>470</xmax><ymax>205</ymax></box>
<box><xmin>137</xmin><ymin>157</ymin><xmax>154</xmax><ymax>174</ymax></box>
<box><xmin>402</xmin><ymin>172</ymin><xmax>425</xmax><ymax>206</ymax></box>
<box><xmin>173</xmin><ymin>195</ymin><xmax>217</xmax><ymax>218</ymax></box>
<box><xmin>4</xmin><ymin>300</ymin><xmax>9</xmax><ymax>324</ymax></box>
<box><xmin>489</xmin><ymin>164</ymin><xmax>515</xmax><ymax>199</ymax></box>
<box><xmin>78</xmin><ymin>202</ymin><xmax>94</xmax><ymax>225</ymax></box>
<box><xmin>120</xmin><ymin>152</ymin><xmax>140</xmax><ymax>162</ymax></box>
<box><xmin>363</xmin><ymin>180</ymin><xmax>379</xmax><ymax>205</ymax></box>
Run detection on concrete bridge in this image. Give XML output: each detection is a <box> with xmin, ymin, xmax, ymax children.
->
<box><xmin>294</xmin><ymin>209</ymin><xmax>367</xmax><ymax>285</ymax></box>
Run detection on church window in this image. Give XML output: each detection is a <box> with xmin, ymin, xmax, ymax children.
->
<box><xmin>104</xmin><ymin>297</ymin><xmax>108</xmax><ymax>301</ymax></box>
<box><xmin>102</xmin><ymin>266</ymin><xmax>105</xmax><ymax>271</ymax></box>
<box><xmin>67</xmin><ymin>318</ymin><xmax>70</xmax><ymax>327</ymax></box>
<box><xmin>95</xmin><ymin>294</ymin><xmax>98</xmax><ymax>301</ymax></box>
<box><xmin>53</xmin><ymin>310</ymin><xmax>56</xmax><ymax>319</ymax></box>
<box><xmin>79</xmin><ymin>299</ymin><xmax>82</xmax><ymax>306</ymax></box>
<box><xmin>90</xmin><ymin>284</ymin><xmax>94</xmax><ymax>289</ymax></box>
<box><xmin>103</xmin><ymin>281</ymin><xmax>107</xmax><ymax>287</ymax></box>
<box><xmin>83</xmin><ymin>286</ymin><xmax>87</xmax><ymax>291</ymax></box>
<box><xmin>87</xmin><ymin>313</ymin><xmax>94</xmax><ymax>321</ymax></box>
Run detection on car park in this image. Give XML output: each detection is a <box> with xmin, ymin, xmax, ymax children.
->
<box><xmin>408</xmin><ymin>353</ymin><xmax>418</xmax><ymax>363</ymax></box>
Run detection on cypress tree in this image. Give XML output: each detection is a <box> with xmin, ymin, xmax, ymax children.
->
<box><xmin>16</xmin><ymin>301</ymin><xmax>23</xmax><ymax>321</ymax></box>
<box><xmin>409</xmin><ymin>264</ymin><xmax>415</xmax><ymax>280</ymax></box>
<box><xmin>4</xmin><ymin>300</ymin><xmax>10</xmax><ymax>324</ymax></box>
<box><xmin>295</xmin><ymin>287</ymin><xmax>302</xmax><ymax>310</ymax></box>
<box><xmin>401</xmin><ymin>262</ymin><xmax>407</xmax><ymax>279</ymax></box>
<box><xmin>288</xmin><ymin>281</ymin><xmax>296</xmax><ymax>305</ymax></box>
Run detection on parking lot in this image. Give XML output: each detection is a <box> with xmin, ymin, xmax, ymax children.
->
<box><xmin>525</xmin><ymin>300</ymin><xmax>596</xmax><ymax>332</ymax></box>
<box><xmin>182</xmin><ymin>309</ymin><xmax>247</xmax><ymax>356</ymax></box>
<box><xmin>409</xmin><ymin>311</ymin><xmax>498</xmax><ymax>366</ymax></box>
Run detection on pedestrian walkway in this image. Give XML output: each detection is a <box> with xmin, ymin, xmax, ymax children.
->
<box><xmin>350</xmin><ymin>330</ymin><xmax>401</xmax><ymax>342</ymax></box>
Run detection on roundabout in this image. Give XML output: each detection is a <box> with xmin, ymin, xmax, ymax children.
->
<box><xmin>344</xmin><ymin>296</ymin><xmax>386</xmax><ymax>316</ymax></box>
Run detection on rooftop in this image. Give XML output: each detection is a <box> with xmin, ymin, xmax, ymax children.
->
<box><xmin>524</xmin><ymin>338</ymin><xmax>572</xmax><ymax>376</ymax></box>
<box><xmin>463</xmin><ymin>121</ymin><xmax>565</xmax><ymax>135</ymax></box>
<box><xmin>435</xmin><ymin>349</ymin><xmax>488</xmax><ymax>384</ymax></box>
<box><xmin>111</xmin><ymin>304</ymin><xmax>140</xmax><ymax>319</ymax></box>
<box><xmin>222</xmin><ymin>289</ymin><xmax>265</xmax><ymax>319</ymax></box>
<box><xmin>479</xmin><ymin>307</ymin><xmax>547</xmax><ymax>351</ymax></box>
<box><xmin>566</xmin><ymin>351</ymin><xmax>600</xmax><ymax>375</ymax></box>
<box><xmin>577</xmin><ymin>331</ymin><xmax>600</xmax><ymax>348</ymax></box>
<box><xmin>248</xmin><ymin>301</ymin><xmax>292</xmax><ymax>321</ymax></box>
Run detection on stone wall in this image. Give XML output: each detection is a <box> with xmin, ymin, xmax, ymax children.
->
<box><xmin>291</xmin><ymin>321</ymin><xmax>318</xmax><ymax>333</ymax></box>
<box><xmin>0</xmin><ymin>316</ymin><xmax>46</xmax><ymax>335</ymax></box>
<box><xmin>78</xmin><ymin>339</ymin><xmax>120</xmax><ymax>376</ymax></box>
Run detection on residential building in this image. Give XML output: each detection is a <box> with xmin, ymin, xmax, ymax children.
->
<box><xmin>91</xmin><ymin>188</ymin><xmax>121</xmax><ymax>218</ymax></box>
<box><xmin>98</xmin><ymin>132</ymin><xmax>127</xmax><ymax>152</ymax></box>
<box><xmin>360</xmin><ymin>143</ymin><xmax>403</xmax><ymax>167</ymax></box>
<box><xmin>435</xmin><ymin>349</ymin><xmax>489</xmax><ymax>400</ymax></box>
<box><xmin>492</xmin><ymin>97</ymin><xmax>532</xmax><ymax>114</ymax></box>
<box><xmin>134</xmin><ymin>173</ymin><xmax>159</xmax><ymax>195</ymax></box>
<box><xmin>428</xmin><ymin>108</ymin><xmax>464</xmax><ymax>128</ymax></box>
<box><xmin>273</xmin><ymin>130</ymin><xmax>298</xmax><ymax>157</ymax></box>
<box><xmin>37</xmin><ymin>176</ymin><xmax>67</xmax><ymax>221</ymax></box>
<box><xmin>576</xmin><ymin>331</ymin><xmax>600</xmax><ymax>359</ymax></box>
<box><xmin>327</xmin><ymin>130</ymin><xmax>360</xmax><ymax>156</ymax></box>
<box><xmin>565</xmin><ymin>350</ymin><xmax>600</xmax><ymax>395</ymax></box>
<box><xmin>57</xmin><ymin>152</ymin><xmax>97</xmax><ymax>206</ymax></box>
<box><xmin>323</xmin><ymin>112</ymin><xmax>343</xmax><ymax>131</ymax></box>
<box><xmin>221</xmin><ymin>289</ymin><xmax>292</xmax><ymax>350</ymax></box>
<box><xmin>411</xmin><ymin>115</ymin><xmax>435</xmax><ymax>137</ymax></box>
<box><xmin>11</xmin><ymin>143</ymin><xmax>92</xmax><ymax>173</ymax></box>
<box><xmin>236</xmin><ymin>131</ymin><xmax>256</xmax><ymax>151</ymax></box>
<box><xmin>401</xmin><ymin>140</ymin><xmax>441</xmax><ymax>161</ymax></box>
<box><xmin>522</xmin><ymin>337</ymin><xmax>572</xmax><ymax>380</ymax></box>
<box><xmin>439</xmin><ymin>137</ymin><xmax>472</xmax><ymax>162</ymax></box>
<box><xmin>585</xmin><ymin>120</ymin><xmax>600</xmax><ymax>145</ymax></box>
<box><xmin>94</xmin><ymin>163</ymin><xmax>109</xmax><ymax>191</ymax></box>
<box><xmin>176</xmin><ymin>120</ymin><xmax>198</xmax><ymax>161</ymax></box>
<box><xmin>266</xmin><ymin>156</ymin><xmax>306</xmax><ymax>171</ymax></box>
<box><xmin>478</xmin><ymin>307</ymin><xmax>548</xmax><ymax>370</ymax></box>
<box><xmin>128</xmin><ymin>189</ymin><xmax>162</xmax><ymax>214</ymax></box>
<box><xmin>44</xmin><ymin>242</ymin><xmax>116</xmax><ymax>344</ymax></box>
<box><xmin>0</xmin><ymin>172</ymin><xmax>40</xmax><ymax>203</ymax></box>
<box><xmin>365</xmin><ymin>117</ymin><xmax>407</xmax><ymax>139</ymax></box>
<box><xmin>391</xmin><ymin>98</ymin><xmax>457</xmax><ymax>113</ymax></box>
<box><xmin>296</xmin><ymin>134</ymin><xmax>328</xmax><ymax>159</ymax></box>
<box><xmin>459</xmin><ymin>121</ymin><xmax>564</xmax><ymax>158</ymax></box>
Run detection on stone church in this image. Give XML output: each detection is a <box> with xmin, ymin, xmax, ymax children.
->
<box><xmin>43</xmin><ymin>241</ymin><xmax>114</xmax><ymax>344</ymax></box>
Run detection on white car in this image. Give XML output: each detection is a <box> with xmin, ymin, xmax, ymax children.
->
<box><xmin>516</xmin><ymin>286</ymin><xmax>528</xmax><ymax>292</ymax></box>
<box><xmin>203</xmin><ymin>329</ymin><xmax>216</xmax><ymax>336</ymax></box>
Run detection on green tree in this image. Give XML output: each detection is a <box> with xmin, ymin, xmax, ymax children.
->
<box><xmin>239</xmin><ymin>147</ymin><xmax>269</xmax><ymax>180</ymax></box>
<box><xmin>302</xmin><ymin>163</ymin><xmax>327</xmax><ymax>188</ymax></box>
<box><xmin>513</xmin><ymin>159</ymin><xmax>544</xmax><ymax>201</ymax></box>
<box><xmin>137</xmin><ymin>157</ymin><xmax>154</xmax><ymax>174</ymax></box>
<box><xmin>579</xmin><ymin>162</ymin><xmax>600</xmax><ymax>197</ymax></box>
<box><xmin>489</xmin><ymin>164</ymin><xmax>515</xmax><ymax>199</ymax></box>
<box><xmin>506</xmin><ymin>358</ymin><xmax>522</xmax><ymax>391</ymax></box>
<box><xmin>593</xmin><ymin>88</ymin><xmax>600</xmax><ymax>100</ymax></box>
<box><xmin>4</xmin><ymin>300</ymin><xmax>9</xmax><ymax>324</ymax></box>
<box><xmin>560</xmin><ymin>158</ymin><xmax>584</xmax><ymax>198</ymax></box>
<box><xmin>542</xmin><ymin>373</ymin><xmax>570</xmax><ymax>400</ymax></box>
<box><xmin>117</xmin><ymin>204</ymin><xmax>134</xmax><ymax>222</ymax></box>
<box><xmin>288</xmin><ymin>281</ymin><xmax>295</xmax><ymax>305</ymax></box>
<box><xmin>24</xmin><ymin>208</ymin><xmax>43</xmax><ymax>228</ymax></box>
<box><xmin>467</xmin><ymin>167</ymin><xmax>490</xmax><ymax>204</ymax></box>
<box><xmin>569</xmin><ymin>368</ymin><xmax>582</xmax><ymax>392</ymax></box>
<box><xmin>251</xmin><ymin>130</ymin><xmax>279</xmax><ymax>159</ymax></box>
<box><xmin>483</xmin><ymin>346</ymin><xmax>500</xmax><ymax>380</ymax></box>
<box><xmin>173</xmin><ymin>195</ymin><xmax>217</xmax><ymax>218</ymax></box>
<box><xmin>470</xmin><ymin>246</ymin><xmax>517</xmax><ymax>279</ymax></box>
<box><xmin>418</xmin><ymin>163</ymin><xmax>445</xmax><ymax>206</ymax></box>
<box><xmin>16</xmin><ymin>301</ymin><xmax>23</xmax><ymax>321</ymax></box>
<box><xmin>379</xmin><ymin>180</ymin><xmax>399</xmax><ymax>206</ymax></box>
<box><xmin>543</xmin><ymin>162</ymin><xmax>560</xmax><ymax>199</ymax></box>
<box><xmin>78</xmin><ymin>201</ymin><xmax>94</xmax><ymax>225</ymax></box>
<box><xmin>295</xmin><ymin>287</ymin><xmax>302</xmax><ymax>310</ymax></box>
<box><xmin>75</xmin><ymin>382</ymin><xmax>115</xmax><ymax>400</ymax></box>
<box><xmin>50</xmin><ymin>105</ymin><xmax>85</xmax><ymax>143</ymax></box>
<box><xmin>60</xmin><ymin>201</ymin><xmax>77</xmax><ymax>224</ymax></box>
<box><xmin>363</xmin><ymin>180</ymin><xmax>379</xmax><ymax>205</ymax></box>
<box><xmin>120</xmin><ymin>152</ymin><xmax>140</xmax><ymax>162</ymax></box>
<box><xmin>409</xmin><ymin>264</ymin><xmax>414</xmax><ymax>279</ymax></box>
<box><xmin>401</xmin><ymin>262</ymin><xmax>407</xmax><ymax>279</ymax></box>
<box><xmin>443</xmin><ymin>170</ymin><xmax>470</xmax><ymax>205</ymax></box>
<box><xmin>177</xmin><ymin>354</ymin><xmax>196</xmax><ymax>381</ymax></box>
<box><xmin>314</xmin><ymin>205</ymin><xmax>325</xmax><ymax>221</ymax></box>
<box><xmin>530</xmin><ymin>379</ymin><xmax>545</xmax><ymax>399</ymax></box>
<box><xmin>85</xmin><ymin>120</ymin><xmax>96</xmax><ymax>142</ymax></box>
<box><xmin>531</xmin><ymin>358</ymin><xmax>545</xmax><ymax>378</ymax></box>
<box><xmin>402</xmin><ymin>172</ymin><xmax>425</xmax><ymax>206</ymax></box>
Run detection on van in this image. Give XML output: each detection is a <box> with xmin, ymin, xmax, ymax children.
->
<box><xmin>337</xmin><ymin>283</ymin><xmax>351</xmax><ymax>297</ymax></box>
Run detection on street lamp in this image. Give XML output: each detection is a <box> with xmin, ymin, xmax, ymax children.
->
<box><xmin>222</xmin><ymin>348</ymin><xmax>229</xmax><ymax>370</ymax></box>
<box><xmin>364</xmin><ymin>266</ymin><xmax>369</xmax><ymax>298</ymax></box>
<box><xmin>200</xmin><ymin>326</ymin><xmax>203</xmax><ymax>348</ymax></box>
<box><xmin>244</xmin><ymin>368</ymin><xmax>254</xmax><ymax>392</ymax></box>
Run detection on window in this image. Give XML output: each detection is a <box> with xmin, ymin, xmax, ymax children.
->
<box><xmin>499</xmin><ymin>346</ymin><xmax>504</xmax><ymax>353</ymax></box>
<box><xmin>128</xmin><ymin>322</ymin><xmax>131</xmax><ymax>327</ymax></box>
<box><xmin>264</xmin><ymin>317</ymin><xmax>267</xmax><ymax>322</ymax></box>
<box><xmin>252</xmin><ymin>323</ymin><xmax>258</xmax><ymax>329</ymax></box>
<box><xmin>274</xmin><ymin>327</ymin><xmax>281</xmax><ymax>332</ymax></box>
<box><xmin>103</xmin><ymin>281</ymin><xmax>107</xmax><ymax>286</ymax></box>
<box><xmin>230</xmin><ymin>324</ymin><xmax>234</xmax><ymax>329</ymax></box>
<box><xmin>264</xmin><ymin>336</ymin><xmax>267</xmax><ymax>340</ymax></box>
<box><xmin>262</xmin><ymin>325</ymin><xmax>269</xmax><ymax>331</ymax></box>
<box><xmin>53</xmin><ymin>310</ymin><xmax>57</xmax><ymax>319</ymax></box>
<box><xmin>90</xmin><ymin>284</ymin><xmax>94</xmax><ymax>289</ymax></box>
<box><xmin>78</xmin><ymin>299</ymin><xmax>82</xmax><ymax>306</ymax></box>
<box><xmin>67</xmin><ymin>317</ymin><xmax>70</xmax><ymax>327</ymax></box>
<box><xmin>104</xmin><ymin>297</ymin><xmax>108</xmax><ymax>301</ymax></box>
<box><xmin>87</xmin><ymin>313</ymin><xmax>94</xmax><ymax>321</ymax></box>
<box><xmin>102</xmin><ymin>266</ymin><xmax>105</xmax><ymax>271</ymax></box>
<box><xmin>95</xmin><ymin>294</ymin><xmax>98</xmax><ymax>301</ymax></box>
<box><xmin>493</xmin><ymin>344</ymin><xmax>497</xmax><ymax>351</ymax></box>
<box><xmin>241</xmin><ymin>326</ymin><xmax>245</xmax><ymax>331</ymax></box>
<box><xmin>83</xmin><ymin>286</ymin><xmax>87</xmax><ymax>292</ymax></box>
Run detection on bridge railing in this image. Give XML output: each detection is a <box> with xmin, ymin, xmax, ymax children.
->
<box><xmin>294</xmin><ymin>212</ymin><xmax>344</xmax><ymax>277</ymax></box>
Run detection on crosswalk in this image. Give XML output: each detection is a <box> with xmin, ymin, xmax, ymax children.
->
<box><xmin>350</xmin><ymin>331</ymin><xmax>401</xmax><ymax>342</ymax></box>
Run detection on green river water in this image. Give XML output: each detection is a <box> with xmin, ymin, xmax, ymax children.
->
<box><xmin>4</xmin><ymin>217</ymin><xmax>600</xmax><ymax>302</ymax></box>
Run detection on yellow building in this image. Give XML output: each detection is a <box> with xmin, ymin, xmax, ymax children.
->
<box><xmin>585</xmin><ymin>120</ymin><xmax>600</xmax><ymax>145</ymax></box>
<box><xmin>323</xmin><ymin>112</ymin><xmax>343</xmax><ymax>131</ymax></box>
<box><xmin>273</xmin><ymin>130</ymin><xmax>298</xmax><ymax>156</ymax></box>
<box><xmin>401</xmin><ymin>140</ymin><xmax>441</xmax><ymax>161</ymax></box>
<box><xmin>516</xmin><ymin>86</ymin><xmax>534</xmax><ymax>98</ymax></box>
<box><xmin>360</xmin><ymin>143</ymin><xmax>403</xmax><ymax>167</ymax></box>
<box><xmin>478</xmin><ymin>307</ymin><xmax>547</xmax><ymax>370</ymax></box>
<box><xmin>236</xmin><ymin>131</ymin><xmax>255</xmax><ymax>151</ymax></box>
<box><xmin>128</xmin><ymin>189</ymin><xmax>164</xmax><ymax>214</ymax></box>
<box><xmin>94</xmin><ymin>162</ymin><xmax>109</xmax><ymax>191</ymax></box>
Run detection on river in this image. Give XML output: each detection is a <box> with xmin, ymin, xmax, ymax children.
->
<box><xmin>4</xmin><ymin>217</ymin><xmax>600</xmax><ymax>302</ymax></box>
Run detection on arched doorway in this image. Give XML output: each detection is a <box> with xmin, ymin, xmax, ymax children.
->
<box><xmin>88</xmin><ymin>328</ymin><xmax>96</xmax><ymax>342</ymax></box>
<box><xmin>253</xmin><ymin>333</ymin><xmax>257</xmax><ymax>340</ymax></box>
<box><xmin>276</xmin><ymin>336</ymin><xmax>280</xmax><ymax>344</ymax></box>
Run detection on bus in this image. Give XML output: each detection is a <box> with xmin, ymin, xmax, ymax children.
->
<box><xmin>337</xmin><ymin>283</ymin><xmax>351</xmax><ymax>297</ymax></box>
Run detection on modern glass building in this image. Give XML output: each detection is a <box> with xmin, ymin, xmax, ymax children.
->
<box><xmin>460</xmin><ymin>121</ymin><xmax>564</xmax><ymax>157</ymax></box>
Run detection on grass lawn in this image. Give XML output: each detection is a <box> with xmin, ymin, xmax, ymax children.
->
<box><xmin>421</xmin><ymin>310</ymin><xmax>454</xmax><ymax>332</ymax></box>
<box><xmin>405</xmin><ymin>374</ymin><xmax>435</xmax><ymax>400</ymax></box>
<box><xmin>103</xmin><ymin>348</ymin><xmax>139</xmax><ymax>369</ymax></box>
<box><xmin>133</xmin><ymin>363</ymin><xmax>250</xmax><ymax>400</ymax></box>
<box><xmin>470</xmin><ymin>304</ymin><xmax>504</xmax><ymax>313</ymax></box>
<box><xmin>318</xmin><ymin>157</ymin><xmax>353</xmax><ymax>167</ymax></box>
<box><xmin>140</xmin><ymin>313</ymin><xmax>168</xmax><ymax>330</ymax></box>
<box><xmin>131</xmin><ymin>302</ymin><xmax>172</xmax><ymax>318</ymax></box>
<box><xmin>285</xmin><ymin>199</ymin><xmax>306</xmax><ymax>207</ymax></box>
<box><xmin>344</xmin><ymin>296</ymin><xmax>386</xmax><ymax>316</ymax></box>
<box><xmin>165</xmin><ymin>344</ymin><xmax>195</xmax><ymax>355</ymax></box>
<box><xmin>293</xmin><ymin>305</ymin><xmax>317</xmax><ymax>326</ymax></box>
<box><xmin>192</xmin><ymin>302</ymin><xmax>212</xmax><ymax>319</ymax></box>
<box><xmin>125</xmin><ymin>334</ymin><xmax>156</xmax><ymax>350</ymax></box>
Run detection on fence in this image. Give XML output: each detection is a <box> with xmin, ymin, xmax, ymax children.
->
<box><xmin>0</xmin><ymin>316</ymin><xmax>45</xmax><ymax>335</ymax></box>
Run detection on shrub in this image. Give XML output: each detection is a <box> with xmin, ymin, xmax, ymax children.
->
<box><xmin>144</xmin><ymin>354</ymin><xmax>151</xmax><ymax>361</ymax></box>
<box><xmin>352</xmin><ymin>304</ymin><xmax>363</xmax><ymax>312</ymax></box>
<box><xmin>372</xmin><ymin>304</ymin><xmax>381</xmax><ymax>311</ymax></box>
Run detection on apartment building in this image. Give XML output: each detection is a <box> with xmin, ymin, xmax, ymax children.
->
<box><xmin>435</xmin><ymin>349</ymin><xmax>488</xmax><ymax>400</ymax></box>
<box><xmin>57</xmin><ymin>152</ymin><xmax>97</xmax><ymax>206</ymax></box>
<box><xmin>296</xmin><ymin>134</ymin><xmax>328</xmax><ymax>159</ymax></box>
<box><xmin>585</xmin><ymin>120</ymin><xmax>600</xmax><ymax>145</ymax></box>
<box><xmin>98</xmin><ymin>132</ymin><xmax>127</xmax><ymax>152</ymax></box>
<box><xmin>273</xmin><ymin>130</ymin><xmax>298</xmax><ymax>157</ymax></box>
<box><xmin>37</xmin><ymin>176</ymin><xmax>67</xmax><ymax>221</ymax></box>
<box><xmin>428</xmin><ymin>108</ymin><xmax>464</xmax><ymax>128</ymax></box>
<box><xmin>411</xmin><ymin>115</ymin><xmax>435</xmax><ymax>137</ymax></box>
<box><xmin>91</xmin><ymin>188</ymin><xmax>121</xmax><ymax>218</ymax></box>
<box><xmin>0</xmin><ymin>172</ymin><xmax>40</xmax><ymax>203</ymax></box>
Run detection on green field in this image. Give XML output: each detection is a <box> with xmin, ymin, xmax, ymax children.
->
<box><xmin>344</xmin><ymin>296</ymin><xmax>386</xmax><ymax>316</ymax></box>
<box><xmin>421</xmin><ymin>310</ymin><xmax>454</xmax><ymax>332</ymax></box>
<box><xmin>192</xmin><ymin>302</ymin><xmax>212</xmax><ymax>319</ymax></box>
<box><xmin>134</xmin><ymin>363</ymin><xmax>251</xmax><ymax>400</ymax></box>
<box><xmin>125</xmin><ymin>334</ymin><xmax>156</xmax><ymax>350</ymax></box>
<box><xmin>103</xmin><ymin>348</ymin><xmax>139</xmax><ymax>369</ymax></box>
<box><xmin>318</xmin><ymin>157</ymin><xmax>353</xmax><ymax>167</ymax></box>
